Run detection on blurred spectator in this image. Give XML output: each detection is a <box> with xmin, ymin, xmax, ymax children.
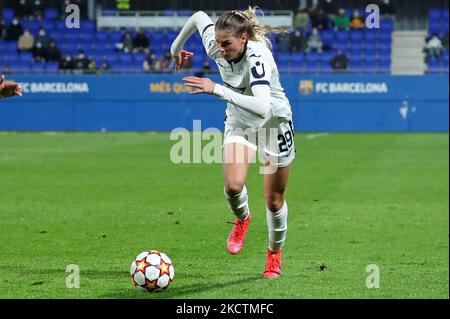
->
<box><xmin>99</xmin><ymin>60</ymin><xmax>110</xmax><ymax>73</ymax></box>
<box><xmin>46</xmin><ymin>41</ymin><xmax>62</xmax><ymax>62</ymax></box>
<box><xmin>320</xmin><ymin>0</ymin><xmax>337</xmax><ymax>18</ymax></box>
<box><xmin>33</xmin><ymin>27</ymin><xmax>53</xmax><ymax>61</ymax></box>
<box><xmin>60</xmin><ymin>1</ymin><xmax>69</xmax><ymax>17</ymax></box>
<box><xmin>59</xmin><ymin>53</ymin><xmax>74</xmax><ymax>73</ymax></box>
<box><xmin>35</xmin><ymin>27</ymin><xmax>53</xmax><ymax>49</ymax></box>
<box><xmin>290</xmin><ymin>29</ymin><xmax>307</xmax><ymax>52</ymax></box>
<box><xmin>350</xmin><ymin>10</ymin><xmax>365</xmax><ymax>29</ymax></box>
<box><xmin>293</xmin><ymin>8</ymin><xmax>310</xmax><ymax>31</ymax></box>
<box><xmin>306</xmin><ymin>28</ymin><xmax>323</xmax><ymax>53</ymax></box>
<box><xmin>143</xmin><ymin>52</ymin><xmax>156</xmax><ymax>72</ymax></box>
<box><xmin>161</xmin><ymin>52</ymin><xmax>173</xmax><ymax>71</ymax></box>
<box><xmin>424</xmin><ymin>34</ymin><xmax>444</xmax><ymax>60</ymax></box>
<box><xmin>442</xmin><ymin>32</ymin><xmax>449</xmax><ymax>50</ymax></box>
<box><xmin>33</xmin><ymin>42</ymin><xmax>47</xmax><ymax>61</ymax></box>
<box><xmin>133</xmin><ymin>29</ymin><xmax>151</xmax><ymax>53</ymax></box>
<box><xmin>0</xmin><ymin>20</ymin><xmax>7</xmax><ymax>40</ymax></box>
<box><xmin>311</xmin><ymin>9</ymin><xmax>329</xmax><ymax>30</ymax></box>
<box><xmin>31</xmin><ymin>0</ymin><xmax>44</xmax><ymax>20</ymax></box>
<box><xmin>331</xmin><ymin>49</ymin><xmax>349</xmax><ymax>70</ymax></box>
<box><xmin>333</xmin><ymin>8</ymin><xmax>350</xmax><ymax>30</ymax></box>
<box><xmin>152</xmin><ymin>59</ymin><xmax>163</xmax><ymax>72</ymax></box>
<box><xmin>74</xmin><ymin>50</ymin><xmax>90</xmax><ymax>70</ymax></box>
<box><xmin>14</xmin><ymin>0</ymin><xmax>33</xmax><ymax>18</ymax></box>
<box><xmin>18</xmin><ymin>29</ymin><xmax>35</xmax><ymax>52</ymax></box>
<box><xmin>6</xmin><ymin>17</ymin><xmax>24</xmax><ymax>41</ymax></box>
<box><xmin>86</xmin><ymin>60</ymin><xmax>98</xmax><ymax>74</ymax></box>
<box><xmin>378</xmin><ymin>0</ymin><xmax>395</xmax><ymax>17</ymax></box>
<box><xmin>117</xmin><ymin>31</ymin><xmax>133</xmax><ymax>53</ymax></box>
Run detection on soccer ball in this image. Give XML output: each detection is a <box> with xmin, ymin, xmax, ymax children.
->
<box><xmin>130</xmin><ymin>250</ymin><xmax>175</xmax><ymax>292</ymax></box>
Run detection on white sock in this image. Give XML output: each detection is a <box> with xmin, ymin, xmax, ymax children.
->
<box><xmin>224</xmin><ymin>185</ymin><xmax>249</xmax><ymax>220</ymax></box>
<box><xmin>266</xmin><ymin>201</ymin><xmax>288</xmax><ymax>252</ymax></box>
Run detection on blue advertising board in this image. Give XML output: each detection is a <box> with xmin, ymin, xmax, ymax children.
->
<box><xmin>0</xmin><ymin>74</ymin><xmax>448</xmax><ymax>132</ymax></box>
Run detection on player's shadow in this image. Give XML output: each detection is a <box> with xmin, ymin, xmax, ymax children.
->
<box><xmin>101</xmin><ymin>275</ymin><xmax>263</xmax><ymax>299</ymax></box>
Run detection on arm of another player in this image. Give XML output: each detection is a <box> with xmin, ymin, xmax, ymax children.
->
<box><xmin>0</xmin><ymin>75</ymin><xmax>23</xmax><ymax>99</ymax></box>
<box><xmin>170</xmin><ymin>11</ymin><xmax>217</xmax><ymax>70</ymax></box>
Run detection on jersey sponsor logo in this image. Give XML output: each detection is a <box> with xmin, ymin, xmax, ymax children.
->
<box><xmin>251</xmin><ymin>61</ymin><xmax>266</xmax><ymax>79</ymax></box>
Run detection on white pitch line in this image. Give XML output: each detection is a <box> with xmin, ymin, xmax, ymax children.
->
<box><xmin>305</xmin><ymin>132</ymin><xmax>329</xmax><ymax>140</ymax></box>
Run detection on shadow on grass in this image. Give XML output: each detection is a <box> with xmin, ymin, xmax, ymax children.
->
<box><xmin>0</xmin><ymin>266</ymin><xmax>265</xmax><ymax>298</ymax></box>
<box><xmin>0</xmin><ymin>266</ymin><xmax>130</xmax><ymax>278</ymax></box>
<box><xmin>101</xmin><ymin>275</ymin><xmax>263</xmax><ymax>299</ymax></box>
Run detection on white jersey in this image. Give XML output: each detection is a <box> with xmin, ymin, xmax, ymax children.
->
<box><xmin>202</xmin><ymin>26</ymin><xmax>292</xmax><ymax>128</ymax></box>
<box><xmin>171</xmin><ymin>11</ymin><xmax>296</xmax><ymax>166</ymax></box>
<box><xmin>171</xmin><ymin>11</ymin><xmax>293</xmax><ymax>129</ymax></box>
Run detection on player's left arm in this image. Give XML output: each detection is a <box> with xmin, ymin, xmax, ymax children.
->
<box><xmin>183</xmin><ymin>76</ymin><xmax>271</xmax><ymax>118</ymax></box>
<box><xmin>0</xmin><ymin>75</ymin><xmax>23</xmax><ymax>99</ymax></box>
<box><xmin>183</xmin><ymin>56</ymin><xmax>272</xmax><ymax>119</ymax></box>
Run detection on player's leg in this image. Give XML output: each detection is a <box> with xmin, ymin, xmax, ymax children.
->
<box><xmin>260</xmin><ymin>117</ymin><xmax>296</xmax><ymax>278</ymax></box>
<box><xmin>223</xmin><ymin>142</ymin><xmax>256</xmax><ymax>254</ymax></box>
<box><xmin>264</xmin><ymin>163</ymin><xmax>290</xmax><ymax>251</ymax></box>
<box><xmin>262</xmin><ymin>163</ymin><xmax>291</xmax><ymax>278</ymax></box>
<box><xmin>223</xmin><ymin>141</ymin><xmax>256</xmax><ymax>216</ymax></box>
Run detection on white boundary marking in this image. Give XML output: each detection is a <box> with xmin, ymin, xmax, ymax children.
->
<box><xmin>305</xmin><ymin>132</ymin><xmax>329</xmax><ymax>140</ymax></box>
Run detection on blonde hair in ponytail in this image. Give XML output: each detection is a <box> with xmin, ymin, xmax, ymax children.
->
<box><xmin>216</xmin><ymin>6</ymin><xmax>287</xmax><ymax>49</ymax></box>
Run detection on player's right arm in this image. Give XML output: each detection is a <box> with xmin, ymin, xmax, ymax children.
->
<box><xmin>170</xmin><ymin>11</ymin><xmax>218</xmax><ymax>69</ymax></box>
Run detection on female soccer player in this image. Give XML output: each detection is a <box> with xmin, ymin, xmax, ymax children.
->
<box><xmin>0</xmin><ymin>75</ymin><xmax>23</xmax><ymax>99</ymax></box>
<box><xmin>171</xmin><ymin>7</ymin><xmax>295</xmax><ymax>278</ymax></box>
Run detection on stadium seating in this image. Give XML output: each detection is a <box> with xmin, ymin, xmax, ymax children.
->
<box><xmin>0</xmin><ymin>7</ymin><xmax>399</xmax><ymax>74</ymax></box>
<box><xmin>426</xmin><ymin>8</ymin><xmax>449</xmax><ymax>74</ymax></box>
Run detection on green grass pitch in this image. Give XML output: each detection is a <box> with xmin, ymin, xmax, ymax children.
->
<box><xmin>0</xmin><ymin>132</ymin><xmax>448</xmax><ymax>298</ymax></box>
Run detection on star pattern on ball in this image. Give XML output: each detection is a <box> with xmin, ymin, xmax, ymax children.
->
<box><xmin>135</xmin><ymin>257</ymin><xmax>150</xmax><ymax>272</ymax></box>
<box><xmin>159</xmin><ymin>261</ymin><xmax>170</xmax><ymax>276</ymax></box>
<box><xmin>144</xmin><ymin>279</ymin><xmax>158</xmax><ymax>291</ymax></box>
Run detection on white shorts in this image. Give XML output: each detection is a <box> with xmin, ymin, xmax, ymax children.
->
<box><xmin>223</xmin><ymin>116</ymin><xmax>296</xmax><ymax>168</ymax></box>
